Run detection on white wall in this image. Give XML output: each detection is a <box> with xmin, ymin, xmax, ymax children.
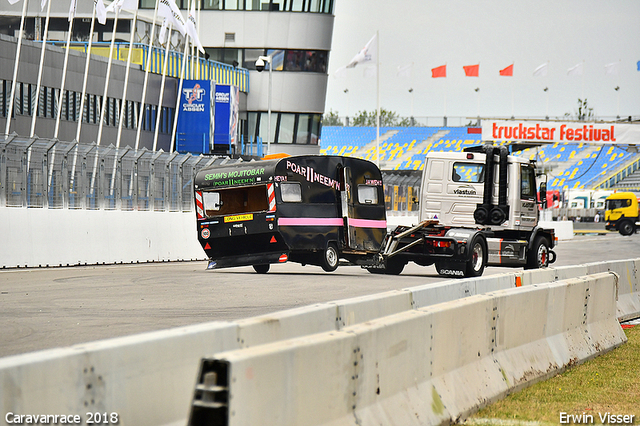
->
<box><xmin>0</xmin><ymin>208</ymin><xmax>205</xmax><ymax>268</ymax></box>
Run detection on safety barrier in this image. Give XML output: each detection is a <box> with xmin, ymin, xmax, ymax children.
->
<box><xmin>187</xmin><ymin>272</ymin><xmax>626</xmax><ymax>425</ymax></box>
<box><xmin>1</xmin><ymin>260</ymin><xmax>638</xmax><ymax>426</ymax></box>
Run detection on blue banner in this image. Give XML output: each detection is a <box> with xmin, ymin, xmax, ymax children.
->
<box><xmin>214</xmin><ymin>85</ymin><xmax>240</xmax><ymax>153</ymax></box>
<box><xmin>176</xmin><ymin>80</ymin><xmax>215</xmax><ymax>154</ymax></box>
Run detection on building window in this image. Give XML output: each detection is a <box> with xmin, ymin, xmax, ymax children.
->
<box><xmin>248</xmin><ymin>112</ymin><xmax>322</xmax><ymax>145</ymax></box>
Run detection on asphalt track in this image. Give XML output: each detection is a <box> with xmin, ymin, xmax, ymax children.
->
<box><xmin>1</xmin><ymin>232</ymin><xmax>639</xmax><ymax>358</ymax></box>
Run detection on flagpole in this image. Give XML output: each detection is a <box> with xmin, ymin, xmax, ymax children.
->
<box><xmin>116</xmin><ymin>8</ymin><xmax>139</xmax><ymax>148</ymax></box>
<box><xmin>4</xmin><ymin>0</ymin><xmax>29</xmax><ymax>139</ymax></box>
<box><xmin>196</xmin><ymin>0</ymin><xmax>201</xmax><ymax>79</ymax></box>
<box><xmin>153</xmin><ymin>23</ymin><xmax>173</xmax><ymax>152</ymax></box>
<box><xmin>135</xmin><ymin>0</ymin><xmax>160</xmax><ymax>150</ymax></box>
<box><xmin>76</xmin><ymin>4</ymin><xmax>98</xmax><ymax>143</ymax></box>
<box><xmin>30</xmin><ymin>0</ymin><xmax>53</xmax><ymax>138</ymax></box>
<box><xmin>444</xmin><ymin>63</ymin><xmax>447</xmax><ymax>125</ymax></box>
<box><xmin>581</xmin><ymin>60</ymin><xmax>584</xmax><ymax>101</ymax></box>
<box><xmin>97</xmin><ymin>7</ymin><xmax>120</xmax><ymax>146</ymax></box>
<box><xmin>170</xmin><ymin>36</ymin><xmax>190</xmax><ymax>153</ymax></box>
<box><xmin>375</xmin><ymin>30</ymin><xmax>380</xmax><ymax>168</ymax></box>
<box><xmin>170</xmin><ymin>0</ymin><xmax>192</xmax><ymax>153</ymax></box>
<box><xmin>54</xmin><ymin>2</ymin><xmax>75</xmax><ymax>139</ymax></box>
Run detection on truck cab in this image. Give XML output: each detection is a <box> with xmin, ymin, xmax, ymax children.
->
<box><xmin>420</xmin><ymin>151</ymin><xmax>539</xmax><ymax>232</ymax></box>
<box><xmin>379</xmin><ymin>146</ymin><xmax>556</xmax><ymax>277</ymax></box>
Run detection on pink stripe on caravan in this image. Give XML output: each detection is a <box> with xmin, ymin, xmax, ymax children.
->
<box><xmin>278</xmin><ymin>217</ymin><xmax>387</xmax><ymax>228</ymax></box>
<box><xmin>347</xmin><ymin>218</ymin><xmax>388</xmax><ymax>229</ymax></box>
<box><xmin>278</xmin><ymin>217</ymin><xmax>344</xmax><ymax>227</ymax></box>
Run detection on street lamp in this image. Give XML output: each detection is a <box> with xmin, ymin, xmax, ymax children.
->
<box><xmin>615</xmin><ymin>86</ymin><xmax>620</xmax><ymax>119</ymax></box>
<box><xmin>256</xmin><ymin>54</ymin><xmax>273</xmax><ymax>155</ymax></box>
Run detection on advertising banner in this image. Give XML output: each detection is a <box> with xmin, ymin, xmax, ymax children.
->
<box><xmin>176</xmin><ymin>79</ymin><xmax>215</xmax><ymax>154</ymax></box>
<box><xmin>214</xmin><ymin>85</ymin><xmax>240</xmax><ymax>153</ymax></box>
<box><xmin>482</xmin><ymin>120</ymin><xmax>640</xmax><ymax>145</ymax></box>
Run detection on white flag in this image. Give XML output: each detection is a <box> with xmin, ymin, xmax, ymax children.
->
<box><xmin>186</xmin><ymin>0</ymin><xmax>205</xmax><ymax>54</ymax></box>
<box><xmin>605</xmin><ymin>62</ymin><xmax>619</xmax><ymax>75</ymax></box>
<box><xmin>68</xmin><ymin>0</ymin><xmax>77</xmax><ymax>21</ymax></box>
<box><xmin>159</xmin><ymin>18</ymin><xmax>169</xmax><ymax>44</ymax></box>
<box><xmin>95</xmin><ymin>0</ymin><xmax>107</xmax><ymax>25</ymax></box>
<box><xmin>396</xmin><ymin>62</ymin><xmax>413</xmax><ymax>78</ymax></box>
<box><xmin>567</xmin><ymin>63</ymin><xmax>583</xmax><ymax>76</ymax></box>
<box><xmin>346</xmin><ymin>34</ymin><xmax>376</xmax><ymax>68</ymax></box>
<box><xmin>107</xmin><ymin>0</ymin><xmax>138</xmax><ymax>13</ymax></box>
<box><xmin>41</xmin><ymin>0</ymin><xmax>47</xmax><ymax>11</ymax></box>
<box><xmin>158</xmin><ymin>0</ymin><xmax>187</xmax><ymax>35</ymax></box>
<box><xmin>7</xmin><ymin>0</ymin><xmax>21</xmax><ymax>4</ymax></box>
<box><xmin>533</xmin><ymin>62</ymin><xmax>548</xmax><ymax>77</ymax></box>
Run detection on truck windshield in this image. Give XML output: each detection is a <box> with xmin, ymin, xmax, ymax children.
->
<box><xmin>605</xmin><ymin>199</ymin><xmax>630</xmax><ymax>210</ymax></box>
<box><xmin>202</xmin><ymin>185</ymin><xmax>269</xmax><ymax>217</ymax></box>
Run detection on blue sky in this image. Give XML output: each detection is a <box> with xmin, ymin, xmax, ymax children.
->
<box><xmin>325</xmin><ymin>0</ymin><xmax>640</xmax><ymax>121</ymax></box>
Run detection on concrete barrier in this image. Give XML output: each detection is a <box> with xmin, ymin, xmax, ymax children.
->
<box><xmin>0</xmin><ymin>208</ymin><xmax>205</xmax><ymax>268</ymax></box>
<box><xmin>187</xmin><ymin>272</ymin><xmax>625</xmax><ymax>426</ymax></box>
<box><xmin>2</xmin><ymin>258</ymin><xmax>638</xmax><ymax>426</ymax></box>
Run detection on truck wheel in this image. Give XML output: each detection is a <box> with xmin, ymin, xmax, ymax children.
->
<box><xmin>525</xmin><ymin>236</ymin><xmax>549</xmax><ymax>270</ymax></box>
<box><xmin>464</xmin><ymin>236</ymin><xmax>487</xmax><ymax>277</ymax></box>
<box><xmin>619</xmin><ymin>220</ymin><xmax>635</xmax><ymax>236</ymax></box>
<box><xmin>253</xmin><ymin>264</ymin><xmax>270</xmax><ymax>274</ymax></box>
<box><xmin>321</xmin><ymin>243</ymin><xmax>339</xmax><ymax>272</ymax></box>
<box><xmin>384</xmin><ymin>258</ymin><xmax>406</xmax><ymax>275</ymax></box>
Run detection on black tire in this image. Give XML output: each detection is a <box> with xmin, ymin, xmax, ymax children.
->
<box><xmin>253</xmin><ymin>264</ymin><xmax>270</xmax><ymax>274</ymax></box>
<box><xmin>321</xmin><ymin>243</ymin><xmax>339</xmax><ymax>272</ymax></box>
<box><xmin>619</xmin><ymin>220</ymin><xmax>635</xmax><ymax>236</ymax></box>
<box><xmin>384</xmin><ymin>258</ymin><xmax>406</xmax><ymax>275</ymax></box>
<box><xmin>464</xmin><ymin>236</ymin><xmax>487</xmax><ymax>277</ymax></box>
<box><xmin>525</xmin><ymin>236</ymin><xmax>550</xmax><ymax>270</ymax></box>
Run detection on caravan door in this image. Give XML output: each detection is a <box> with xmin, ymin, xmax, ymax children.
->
<box><xmin>339</xmin><ymin>166</ymin><xmax>358</xmax><ymax>249</ymax></box>
<box><xmin>340</xmin><ymin>164</ymin><xmax>386</xmax><ymax>252</ymax></box>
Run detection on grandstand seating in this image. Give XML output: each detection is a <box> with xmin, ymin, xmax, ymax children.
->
<box><xmin>320</xmin><ymin>126</ymin><xmax>640</xmax><ymax>191</ymax></box>
<box><xmin>320</xmin><ymin>126</ymin><xmax>483</xmax><ymax>170</ymax></box>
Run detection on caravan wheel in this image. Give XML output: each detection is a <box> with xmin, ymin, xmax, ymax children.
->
<box><xmin>252</xmin><ymin>264</ymin><xmax>270</xmax><ymax>274</ymax></box>
<box><xmin>321</xmin><ymin>243</ymin><xmax>339</xmax><ymax>272</ymax></box>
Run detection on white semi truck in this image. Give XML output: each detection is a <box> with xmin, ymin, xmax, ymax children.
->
<box><xmin>369</xmin><ymin>145</ymin><xmax>557</xmax><ymax>277</ymax></box>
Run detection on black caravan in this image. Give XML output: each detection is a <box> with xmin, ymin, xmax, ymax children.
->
<box><xmin>193</xmin><ymin>155</ymin><xmax>387</xmax><ymax>273</ymax></box>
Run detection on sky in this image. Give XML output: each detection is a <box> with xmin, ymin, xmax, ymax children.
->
<box><xmin>325</xmin><ymin>0</ymin><xmax>640</xmax><ymax>122</ymax></box>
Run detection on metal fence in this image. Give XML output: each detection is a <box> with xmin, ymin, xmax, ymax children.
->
<box><xmin>1</xmin><ymin>135</ymin><xmax>424</xmax><ymax>214</ymax></box>
<box><xmin>0</xmin><ymin>135</ymin><xmax>243</xmax><ymax>211</ymax></box>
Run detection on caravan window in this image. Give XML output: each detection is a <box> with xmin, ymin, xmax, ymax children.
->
<box><xmin>281</xmin><ymin>182</ymin><xmax>302</xmax><ymax>202</ymax></box>
<box><xmin>202</xmin><ymin>192</ymin><xmax>222</xmax><ymax>213</ymax></box>
<box><xmin>358</xmin><ymin>185</ymin><xmax>378</xmax><ymax>204</ymax></box>
<box><xmin>202</xmin><ymin>185</ymin><xmax>269</xmax><ymax>217</ymax></box>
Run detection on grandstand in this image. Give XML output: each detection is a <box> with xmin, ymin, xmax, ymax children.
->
<box><xmin>320</xmin><ymin>126</ymin><xmax>640</xmax><ymax>192</ymax></box>
<box><xmin>320</xmin><ymin>126</ymin><xmax>483</xmax><ymax>170</ymax></box>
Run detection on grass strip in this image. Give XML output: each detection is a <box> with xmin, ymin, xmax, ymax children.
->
<box><xmin>468</xmin><ymin>325</ymin><xmax>639</xmax><ymax>425</ymax></box>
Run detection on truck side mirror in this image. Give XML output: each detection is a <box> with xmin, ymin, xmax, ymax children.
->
<box><xmin>539</xmin><ymin>182</ymin><xmax>547</xmax><ymax>208</ymax></box>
